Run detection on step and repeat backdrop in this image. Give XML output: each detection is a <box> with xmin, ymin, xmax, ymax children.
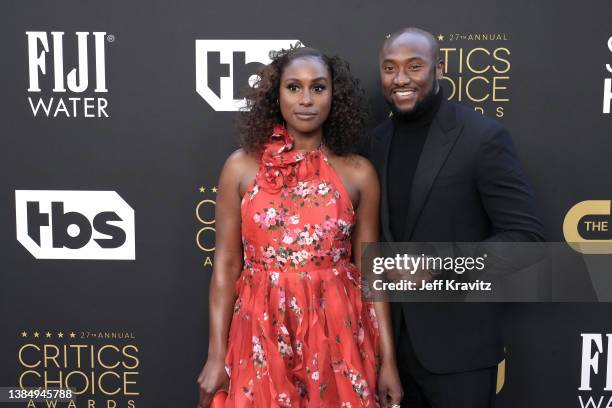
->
<box><xmin>1</xmin><ymin>0</ymin><xmax>612</xmax><ymax>407</ymax></box>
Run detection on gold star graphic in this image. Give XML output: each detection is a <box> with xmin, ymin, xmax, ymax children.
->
<box><xmin>212</xmin><ymin>186</ymin><xmax>218</xmax><ymax>193</ymax></box>
<box><xmin>57</xmin><ymin>332</ymin><xmax>64</xmax><ymax>338</ymax></box>
<box><xmin>69</xmin><ymin>332</ymin><xmax>76</xmax><ymax>338</ymax></box>
<box><xmin>21</xmin><ymin>331</ymin><xmax>27</xmax><ymax>338</ymax></box>
<box><xmin>45</xmin><ymin>331</ymin><xmax>52</xmax><ymax>338</ymax></box>
<box><xmin>34</xmin><ymin>331</ymin><xmax>40</xmax><ymax>338</ymax></box>
<box><xmin>437</xmin><ymin>34</ymin><xmax>444</xmax><ymax>41</ymax></box>
<box><xmin>199</xmin><ymin>186</ymin><xmax>206</xmax><ymax>193</ymax></box>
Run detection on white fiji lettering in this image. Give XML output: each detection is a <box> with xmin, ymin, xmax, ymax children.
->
<box><xmin>26</xmin><ymin>31</ymin><xmax>109</xmax><ymax>118</ymax></box>
<box><xmin>27</xmin><ymin>96</ymin><xmax>109</xmax><ymax>118</ymax></box>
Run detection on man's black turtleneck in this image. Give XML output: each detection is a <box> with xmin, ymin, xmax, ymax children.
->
<box><xmin>388</xmin><ymin>88</ymin><xmax>443</xmax><ymax>241</ymax></box>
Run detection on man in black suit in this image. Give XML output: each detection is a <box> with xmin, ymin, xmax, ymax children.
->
<box><xmin>364</xmin><ymin>27</ymin><xmax>545</xmax><ymax>407</ymax></box>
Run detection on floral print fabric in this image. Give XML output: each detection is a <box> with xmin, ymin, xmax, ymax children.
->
<box><xmin>223</xmin><ymin>126</ymin><xmax>380</xmax><ymax>407</ymax></box>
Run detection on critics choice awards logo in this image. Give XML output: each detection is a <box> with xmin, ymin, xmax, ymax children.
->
<box><xmin>195</xmin><ymin>39</ymin><xmax>301</xmax><ymax>111</ymax></box>
<box><xmin>195</xmin><ymin>185</ymin><xmax>217</xmax><ymax>267</ymax></box>
<box><xmin>26</xmin><ymin>31</ymin><xmax>113</xmax><ymax>118</ymax></box>
<box><xmin>437</xmin><ymin>32</ymin><xmax>511</xmax><ymax>118</ymax></box>
<box><xmin>15</xmin><ymin>190</ymin><xmax>135</xmax><ymax>260</ymax></box>
<box><xmin>15</xmin><ymin>329</ymin><xmax>139</xmax><ymax>407</ymax></box>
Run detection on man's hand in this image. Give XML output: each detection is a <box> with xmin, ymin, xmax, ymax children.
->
<box><xmin>377</xmin><ymin>359</ymin><xmax>404</xmax><ymax>407</ymax></box>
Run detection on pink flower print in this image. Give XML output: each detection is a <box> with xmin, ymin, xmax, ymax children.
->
<box><xmin>277</xmin><ymin>392</ymin><xmax>292</xmax><ymax>407</ymax></box>
<box><xmin>356</xmin><ymin>323</ymin><xmax>365</xmax><ymax>345</ymax></box>
<box><xmin>269</xmin><ymin>272</ymin><xmax>280</xmax><ymax>286</ymax></box>
<box><xmin>293</xmin><ymin>181</ymin><xmax>311</xmax><ymax>198</ymax></box>
<box><xmin>293</xmin><ymin>340</ymin><xmax>304</xmax><ymax>358</ymax></box>
<box><xmin>276</xmin><ymin>247</ymin><xmax>289</xmax><ymax>265</ymax></box>
<box><xmin>297</xmin><ymin>230</ymin><xmax>313</xmax><ymax>246</ymax></box>
<box><xmin>340</xmin><ymin>369</ymin><xmax>369</xmax><ymax>399</ymax></box>
<box><xmin>337</xmin><ymin>219</ymin><xmax>352</xmax><ymax>237</ymax></box>
<box><xmin>264</xmin><ymin>245</ymin><xmax>276</xmax><ymax>258</ymax></box>
<box><xmin>294</xmin><ymin>377</ymin><xmax>308</xmax><ymax>398</ymax></box>
<box><xmin>313</xmin><ymin>224</ymin><xmax>324</xmax><ymax>239</ymax></box>
<box><xmin>331</xmin><ymin>359</ymin><xmax>347</xmax><ymax>373</ymax></box>
<box><xmin>368</xmin><ymin>306</ymin><xmax>379</xmax><ymax>329</ymax></box>
<box><xmin>263</xmin><ymin>207</ymin><xmax>278</xmax><ymax>227</ymax></box>
<box><xmin>247</xmin><ymin>184</ymin><xmax>259</xmax><ymax>201</ymax></box>
<box><xmin>278</xmin><ymin>338</ymin><xmax>293</xmax><ymax>356</ymax></box>
<box><xmin>233</xmin><ymin>298</ymin><xmax>242</xmax><ymax>314</ymax></box>
<box><xmin>289</xmin><ymin>214</ymin><xmax>300</xmax><ymax>225</ymax></box>
<box><xmin>317</xmin><ymin>182</ymin><xmax>331</xmax><ymax>195</ymax></box>
<box><xmin>331</xmin><ymin>248</ymin><xmax>343</xmax><ymax>262</ymax></box>
<box><xmin>241</xmin><ymin>379</ymin><xmax>255</xmax><ymax>400</ymax></box>
<box><xmin>278</xmin><ymin>287</ymin><xmax>286</xmax><ymax>315</ymax></box>
<box><xmin>289</xmin><ymin>296</ymin><xmax>303</xmax><ymax>318</ymax></box>
<box><xmin>262</xmin><ymin>245</ymin><xmax>276</xmax><ymax>265</ymax></box>
<box><xmin>290</xmin><ymin>249</ymin><xmax>310</xmax><ymax>267</ymax></box>
<box><xmin>311</xmin><ymin>353</ymin><xmax>319</xmax><ymax>370</ymax></box>
<box><xmin>346</xmin><ymin>268</ymin><xmax>356</xmax><ymax>283</ymax></box>
<box><xmin>251</xmin><ymin>336</ymin><xmax>267</xmax><ymax>372</ymax></box>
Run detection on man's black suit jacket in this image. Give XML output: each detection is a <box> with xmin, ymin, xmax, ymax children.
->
<box><xmin>364</xmin><ymin>98</ymin><xmax>545</xmax><ymax>374</ymax></box>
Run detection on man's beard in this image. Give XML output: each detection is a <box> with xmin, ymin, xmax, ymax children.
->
<box><xmin>390</xmin><ymin>75</ymin><xmax>439</xmax><ymax>120</ymax></box>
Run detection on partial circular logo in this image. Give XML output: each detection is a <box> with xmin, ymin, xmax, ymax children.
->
<box><xmin>563</xmin><ymin>200</ymin><xmax>612</xmax><ymax>254</ymax></box>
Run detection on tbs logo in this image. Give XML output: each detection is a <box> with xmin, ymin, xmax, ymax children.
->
<box><xmin>195</xmin><ymin>39</ymin><xmax>301</xmax><ymax>111</ymax></box>
<box><xmin>15</xmin><ymin>190</ymin><xmax>135</xmax><ymax>260</ymax></box>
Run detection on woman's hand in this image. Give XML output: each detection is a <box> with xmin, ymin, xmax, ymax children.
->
<box><xmin>377</xmin><ymin>359</ymin><xmax>404</xmax><ymax>407</ymax></box>
<box><xmin>197</xmin><ymin>356</ymin><xmax>229</xmax><ymax>408</ymax></box>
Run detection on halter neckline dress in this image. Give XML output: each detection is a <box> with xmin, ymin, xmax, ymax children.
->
<box><xmin>224</xmin><ymin>125</ymin><xmax>380</xmax><ymax>407</ymax></box>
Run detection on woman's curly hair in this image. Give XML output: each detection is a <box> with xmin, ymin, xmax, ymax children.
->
<box><xmin>239</xmin><ymin>46</ymin><xmax>367</xmax><ymax>155</ymax></box>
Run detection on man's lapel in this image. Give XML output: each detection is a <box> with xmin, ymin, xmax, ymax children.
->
<box><xmin>375</xmin><ymin>119</ymin><xmax>395</xmax><ymax>243</ymax></box>
<box><xmin>403</xmin><ymin>100</ymin><xmax>463</xmax><ymax>241</ymax></box>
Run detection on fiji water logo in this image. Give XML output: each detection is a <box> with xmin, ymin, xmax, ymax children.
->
<box><xmin>26</xmin><ymin>31</ymin><xmax>113</xmax><ymax>118</ymax></box>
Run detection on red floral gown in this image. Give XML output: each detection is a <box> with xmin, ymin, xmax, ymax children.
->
<box><xmin>224</xmin><ymin>126</ymin><xmax>380</xmax><ymax>407</ymax></box>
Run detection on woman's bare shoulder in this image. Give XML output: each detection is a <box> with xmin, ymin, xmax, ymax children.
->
<box><xmin>220</xmin><ymin>148</ymin><xmax>260</xmax><ymax>197</ymax></box>
<box><xmin>336</xmin><ymin>153</ymin><xmax>378</xmax><ymax>186</ymax></box>
<box><xmin>223</xmin><ymin>148</ymin><xmax>260</xmax><ymax>174</ymax></box>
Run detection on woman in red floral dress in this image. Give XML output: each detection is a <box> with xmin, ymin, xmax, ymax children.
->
<box><xmin>198</xmin><ymin>46</ymin><xmax>403</xmax><ymax>408</ymax></box>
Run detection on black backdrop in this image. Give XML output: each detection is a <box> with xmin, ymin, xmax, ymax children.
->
<box><xmin>2</xmin><ymin>1</ymin><xmax>612</xmax><ymax>407</ymax></box>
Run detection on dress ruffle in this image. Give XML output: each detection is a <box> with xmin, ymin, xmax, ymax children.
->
<box><xmin>255</xmin><ymin>125</ymin><xmax>322</xmax><ymax>194</ymax></box>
